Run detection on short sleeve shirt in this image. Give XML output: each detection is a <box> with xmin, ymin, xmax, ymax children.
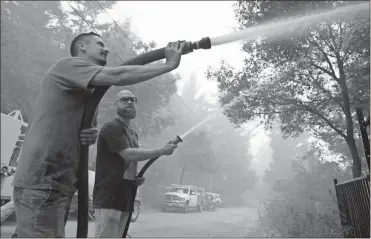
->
<box><xmin>93</xmin><ymin>118</ymin><xmax>139</xmax><ymax>210</ymax></box>
<box><xmin>13</xmin><ymin>57</ymin><xmax>103</xmax><ymax>196</ymax></box>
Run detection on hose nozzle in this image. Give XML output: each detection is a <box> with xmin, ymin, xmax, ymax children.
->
<box><xmin>182</xmin><ymin>37</ymin><xmax>211</xmax><ymax>54</ymax></box>
<box><xmin>169</xmin><ymin>135</ymin><xmax>183</xmax><ymax>145</ymax></box>
<box><xmin>191</xmin><ymin>37</ymin><xmax>212</xmax><ymax>50</ymax></box>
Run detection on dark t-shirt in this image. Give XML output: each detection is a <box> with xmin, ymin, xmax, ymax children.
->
<box><xmin>93</xmin><ymin>118</ymin><xmax>139</xmax><ymax>211</ymax></box>
<box><xmin>13</xmin><ymin>57</ymin><xmax>103</xmax><ymax>196</ymax></box>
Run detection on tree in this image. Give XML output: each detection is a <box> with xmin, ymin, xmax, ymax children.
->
<box><xmin>263</xmin><ymin>122</ymin><xmax>311</xmax><ymax>187</ymax></box>
<box><xmin>207</xmin><ymin>1</ymin><xmax>370</xmax><ymax>177</ymax></box>
<box><xmin>1</xmin><ymin>1</ymin><xmax>65</xmax><ymax>119</ymax></box>
<box><xmin>248</xmin><ymin>145</ymin><xmax>351</xmax><ymax>237</ymax></box>
<box><xmin>175</xmin><ymin>131</ymin><xmax>217</xmax><ymax>184</ymax></box>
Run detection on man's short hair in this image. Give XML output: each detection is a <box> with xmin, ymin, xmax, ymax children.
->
<box><xmin>70</xmin><ymin>32</ymin><xmax>102</xmax><ymax>57</ymax></box>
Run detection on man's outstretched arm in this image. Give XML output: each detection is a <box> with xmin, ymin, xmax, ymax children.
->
<box><xmin>89</xmin><ymin>41</ymin><xmax>185</xmax><ymax>87</ymax></box>
<box><xmin>118</xmin><ymin>142</ymin><xmax>177</xmax><ymax>163</ymax></box>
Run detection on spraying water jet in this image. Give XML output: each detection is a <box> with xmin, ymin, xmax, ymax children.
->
<box><xmin>180</xmin><ymin>115</ymin><xmax>214</xmax><ymax>139</ymax></box>
<box><xmin>210</xmin><ymin>2</ymin><xmax>369</xmax><ymax>47</ymax></box>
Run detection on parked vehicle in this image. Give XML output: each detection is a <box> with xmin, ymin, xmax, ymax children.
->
<box><xmin>1</xmin><ymin>110</ymin><xmax>27</xmax><ymax>223</ymax></box>
<box><xmin>204</xmin><ymin>192</ymin><xmax>216</xmax><ymax>211</ymax></box>
<box><xmin>214</xmin><ymin>193</ymin><xmax>224</xmax><ymax>207</ymax></box>
<box><xmin>163</xmin><ymin>184</ymin><xmax>205</xmax><ymax>213</ymax></box>
<box><xmin>130</xmin><ymin>198</ymin><xmax>142</xmax><ymax>222</ymax></box>
<box><xmin>205</xmin><ymin>192</ymin><xmax>224</xmax><ymax>208</ymax></box>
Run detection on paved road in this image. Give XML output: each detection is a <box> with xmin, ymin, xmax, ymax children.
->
<box><xmin>1</xmin><ymin>207</ymin><xmax>258</xmax><ymax>237</ymax></box>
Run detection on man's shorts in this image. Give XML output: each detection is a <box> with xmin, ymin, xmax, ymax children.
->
<box><xmin>94</xmin><ymin>179</ymin><xmax>137</xmax><ymax>237</ymax></box>
<box><xmin>95</xmin><ymin>208</ymin><xmax>130</xmax><ymax>237</ymax></box>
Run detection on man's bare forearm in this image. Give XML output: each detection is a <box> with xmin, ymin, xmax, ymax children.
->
<box><xmin>113</xmin><ymin>63</ymin><xmax>175</xmax><ymax>86</ymax></box>
<box><xmin>118</xmin><ymin>148</ymin><xmax>165</xmax><ymax>162</ymax></box>
<box><xmin>90</xmin><ymin>63</ymin><xmax>175</xmax><ymax>86</ymax></box>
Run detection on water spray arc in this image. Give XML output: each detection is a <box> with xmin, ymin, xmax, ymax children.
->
<box><xmin>210</xmin><ymin>2</ymin><xmax>369</xmax><ymax>47</ymax></box>
<box><xmin>76</xmin><ymin>37</ymin><xmax>212</xmax><ymax>238</ymax></box>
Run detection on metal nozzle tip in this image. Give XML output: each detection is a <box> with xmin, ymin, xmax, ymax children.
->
<box><xmin>176</xmin><ymin>135</ymin><xmax>183</xmax><ymax>143</ymax></box>
<box><xmin>199</xmin><ymin>37</ymin><xmax>211</xmax><ymax>49</ymax></box>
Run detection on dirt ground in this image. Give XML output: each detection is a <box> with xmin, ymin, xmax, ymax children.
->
<box><xmin>1</xmin><ymin>206</ymin><xmax>258</xmax><ymax>238</ymax></box>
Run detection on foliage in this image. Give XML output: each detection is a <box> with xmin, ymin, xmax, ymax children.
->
<box><xmin>206</xmin><ymin>1</ymin><xmax>370</xmax><ymax>177</ymax></box>
<box><xmin>263</xmin><ymin>122</ymin><xmax>312</xmax><ymax>186</ymax></box>
<box><xmin>1</xmin><ymin>1</ymin><xmax>64</xmax><ymax>120</ymax></box>
<box><xmin>246</xmin><ymin>122</ymin><xmax>354</xmax><ymax>237</ymax></box>
<box><xmin>248</xmin><ymin>146</ymin><xmax>350</xmax><ymax>237</ymax></box>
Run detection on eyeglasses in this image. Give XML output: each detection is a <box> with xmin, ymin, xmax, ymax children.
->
<box><xmin>118</xmin><ymin>96</ymin><xmax>138</xmax><ymax>104</ymax></box>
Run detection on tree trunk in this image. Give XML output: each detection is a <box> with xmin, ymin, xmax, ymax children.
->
<box><xmin>336</xmin><ymin>54</ymin><xmax>362</xmax><ymax>178</ymax></box>
<box><xmin>179</xmin><ymin>164</ymin><xmax>186</xmax><ymax>185</ymax></box>
<box><xmin>346</xmin><ymin>137</ymin><xmax>362</xmax><ymax>177</ymax></box>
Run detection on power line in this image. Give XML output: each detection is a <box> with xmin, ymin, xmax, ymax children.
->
<box><xmin>175</xmin><ymin>94</ymin><xmax>201</xmax><ymax>122</ymax></box>
<box><xmin>93</xmin><ymin>0</ymin><xmax>129</xmax><ymax>42</ymax></box>
<box><xmin>167</xmin><ymin>105</ymin><xmax>190</xmax><ymax>129</ymax></box>
<box><xmin>66</xmin><ymin>1</ymin><xmax>97</xmax><ymax>32</ymax></box>
<box><xmin>66</xmin><ymin>0</ymin><xmax>125</xmax><ymax>62</ymax></box>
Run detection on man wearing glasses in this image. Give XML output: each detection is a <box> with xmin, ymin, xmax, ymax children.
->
<box><xmin>93</xmin><ymin>90</ymin><xmax>177</xmax><ymax>237</ymax></box>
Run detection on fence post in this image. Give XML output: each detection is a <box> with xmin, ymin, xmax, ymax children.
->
<box><xmin>334</xmin><ymin>178</ymin><xmax>354</xmax><ymax>237</ymax></box>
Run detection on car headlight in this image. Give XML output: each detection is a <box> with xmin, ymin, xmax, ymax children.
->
<box><xmin>179</xmin><ymin>198</ymin><xmax>186</xmax><ymax>202</ymax></box>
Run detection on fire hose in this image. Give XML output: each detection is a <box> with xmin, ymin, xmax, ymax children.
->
<box><xmin>121</xmin><ymin>135</ymin><xmax>183</xmax><ymax>238</ymax></box>
<box><xmin>76</xmin><ymin>37</ymin><xmax>211</xmax><ymax>238</ymax></box>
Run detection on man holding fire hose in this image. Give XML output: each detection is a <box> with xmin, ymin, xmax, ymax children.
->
<box><xmin>93</xmin><ymin>90</ymin><xmax>178</xmax><ymax>237</ymax></box>
<box><xmin>12</xmin><ymin>31</ymin><xmax>186</xmax><ymax>238</ymax></box>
